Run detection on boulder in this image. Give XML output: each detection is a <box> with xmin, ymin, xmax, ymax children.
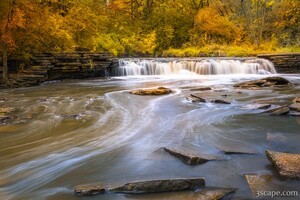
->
<box><xmin>262</xmin><ymin>106</ymin><xmax>290</xmax><ymax>115</ymax></box>
<box><xmin>195</xmin><ymin>188</ymin><xmax>236</xmax><ymax>200</ymax></box>
<box><xmin>189</xmin><ymin>87</ymin><xmax>212</xmax><ymax>91</ymax></box>
<box><xmin>110</xmin><ymin>178</ymin><xmax>205</xmax><ymax>194</ymax></box>
<box><xmin>233</xmin><ymin>77</ymin><xmax>290</xmax><ymax>89</ymax></box>
<box><xmin>243</xmin><ymin>104</ymin><xmax>271</xmax><ymax>110</ymax></box>
<box><xmin>265</xmin><ymin>150</ymin><xmax>300</xmax><ymax>179</ymax></box>
<box><xmin>164</xmin><ymin>147</ymin><xmax>217</xmax><ymax>165</ymax></box>
<box><xmin>74</xmin><ymin>184</ymin><xmax>106</xmax><ymax>196</ymax></box>
<box><xmin>190</xmin><ymin>94</ymin><xmax>206</xmax><ymax>102</ymax></box>
<box><xmin>289</xmin><ymin>103</ymin><xmax>300</xmax><ymax>112</ymax></box>
<box><xmin>130</xmin><ymin>87</ymin><xmax>173</xmax><ymax>95</ymax></box>
<box><xmin>292</xmin><ymin>97</ymin><xmax>300</xmax><ymax>103</ymax></box>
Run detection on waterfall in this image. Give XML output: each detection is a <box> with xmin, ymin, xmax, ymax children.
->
<box><xmin>113</xmin><ymin>58</ymin><xmax>276</xmax><ymax>76</ymax></box>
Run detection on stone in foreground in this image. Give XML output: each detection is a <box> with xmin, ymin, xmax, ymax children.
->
<box><xmin>164</xmin><ymin>147</ymin><xmax>217</xmax><ymax>165</ymax></box>
<box><xmin>265</xmin><ymin>150</ymin><xmax>300</xmax><ymax>179</ymax></box>
<box><xmin>130</xmin><ymin>87</ymin><xmax>173</xmax><ymax>95</ymax></box>
<box><xmin>245</xmin><ymin>174</ymin><xmax>275</xmax><ymax>196</ymax></box>
<box><xmin>74</xmin><ymin>185</ymin><xmax>106</xmax><ymax>196</ymax></box>
<box><xmin>195</xmin><ymin>187</ymin><xmax>236</xmax><ymax>200</ymax></box>
<box><xmin>110</xmin><ymin>178</ymin><xmax>205</xmax><ymax>193</ymax></box>
<box><xmin>218</xmin><ymin>146</ymin><xmax>257</xmax><ymax>154</ymax></box>
<box><xmin>262</xmin><ymin>106</ymin><xmax>290</xmax><ymax>115</ymax></box>
<box><xmin>233</xmin><ymin>77</ymin><xmax>290</xmax><ymax>89</ymax></box>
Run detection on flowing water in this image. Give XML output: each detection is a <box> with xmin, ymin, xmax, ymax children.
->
<box><xmin>0</xmin><ymin>58</ymin><xmax>300</xmax><ymax>200</ymax></box>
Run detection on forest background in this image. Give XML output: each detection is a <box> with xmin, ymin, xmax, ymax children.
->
<box><xmin>0</xmin><ymin>0</ymin><xmax>299</xmax><ymax>61</ymax></box>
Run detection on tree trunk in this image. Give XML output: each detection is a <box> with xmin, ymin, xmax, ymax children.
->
<box><xmin>3</xmin><ymin>48</ymin><xmax>8</xmax><ymax>80</ymax></box>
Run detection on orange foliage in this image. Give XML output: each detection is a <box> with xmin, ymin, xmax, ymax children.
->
<box><xmin>194</xmin><ymin>7</ymin><xmax>242</xmax><ymax>44</ymax></box>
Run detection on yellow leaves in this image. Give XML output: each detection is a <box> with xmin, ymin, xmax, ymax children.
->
<box><xmin>194</xmin><ymin>7</ymin><xmax>243</xmax><ymax>43</ymax></box>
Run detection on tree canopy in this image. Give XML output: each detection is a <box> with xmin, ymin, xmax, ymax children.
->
<box><xmin>0</xmin><ymin>0</ymin><xmax>299</xmax><ymax>59</ymax></box>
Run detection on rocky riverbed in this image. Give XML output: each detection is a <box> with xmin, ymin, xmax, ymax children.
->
<box><xmin>0</xmin><ymin>74</ymin><xmax>300</xmax><ymax>200</ymax></box>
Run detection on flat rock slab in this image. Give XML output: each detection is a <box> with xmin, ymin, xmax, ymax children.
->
<box><xmin>164</xmin><ymin>147</ymin><xmax>217</xmax><ymax>165</ymax></box>
<box><xmin>195</xmin><ymin>188</ymin><xmax>236</xmax><ymax>200</ymax></box>
<box><xmin>74</xmin><ymin>185</ymin><xmax>106</xmax><ymax>195</ymax></box>
<box><xmin>110</xmin><ymin>178</ymin><xmax>205</xmax><ymax>194</ymax></box>
<box><xmin>266</xmin><ymin>150</ymin><xmax>300</xmax><ymax>179</ymax></box>
<box><xmin>289</xmin><ymin>103</ymin><xmax>300</xmax><ymax>112</ymax></box>
<box><xmin>233</xmin><ymin>77</ymin><xmax>290</xmax><ymax>89</ymax></box>
<box><xmin>243</xmin><ymin>104</ymin><xmax>271</xmax><ymax>110</ymax></box>
<box><xmin>262</xmin><ymin>106</ymin><xmax>290</xmax><ymax>115</ymax></box>
<box><xmin>189</xmin><ymin>87</ymin><xmax>212</xmax><ymax>91</ymax></box>
<box><xmin>130</xmin><ymin>87</ymin><xmax>173</xmax><ymax>95</ymax></box>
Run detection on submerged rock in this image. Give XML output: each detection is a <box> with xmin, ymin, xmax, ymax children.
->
<box><xmin>189</xmin><ymin>87</ymin><xmax>212</xmax><ymax>91</ymax></box>
<box><xmin>195</xmin><ymin>187</ymin><xmax>236</xmax><ymax>200</ymax></box>
<box><xmin>130</xmin><ymin>87</ymin><xmax>173</xmax><ymax>95</ymax></box>
<box><xmin>243</xmin><ymin>103</ymin><xmax>271</xmax><ymax>110</ymax></box>
<box><xmin>289</xmin><ymin>103</ymin><xmax>300</xmax><ymax>112</ymax></box>
<box><xmin>110</xmin><ymin>178</ymin><xmax>205</xmax><ymax>193</ymax></box>
<box><xmin>164</xmin><ymin>147</ymin><xmax>217</xmax><ymax>165</ymax></box>
<box><xmin>265</xmin><ymin>150</ymin><xmax>300</xmax><ymax>179</ymax></box>
<box><xmin>262</xmin><ymin>106</ymin><xmax>290</xmax><ymax>116</ymax></box>
<box><xmin>74</xmin><ymin>184</ymin><xmax>106</xmax><ymax>196</ymax></box>
<box><xmin>233</xmin><ymin>77</ymin><xmax>291</xmax><ymax>89</ymax></box>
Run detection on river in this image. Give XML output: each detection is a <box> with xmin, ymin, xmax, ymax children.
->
<box><xmin>0</xmin><ymin>58</ymin><xmax>300</xmax><ymax>199</ymax></box>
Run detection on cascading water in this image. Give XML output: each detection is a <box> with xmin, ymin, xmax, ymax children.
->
<box><xmin>114</xmin><ymin>58</ymin><xmax>276</xmax><ymax>76</ymax></box>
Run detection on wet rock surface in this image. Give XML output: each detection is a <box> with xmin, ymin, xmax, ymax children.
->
<box><xmin>218</xmin><ymin>146</ymin><xmax>257</xmax><ymax>154</ymax></box>
<box><xmin>110</xmin><ymin>178</ymin><xmax>205</xmax><ymax>194</ymax></box>
<box><xmin>194</xmin><ymin>187</ymin><xmax>236</xmax><ymax>200</ymax></box>
<box><xmin>164</xmin><ymin>147</ymin><xmax>218</xmax><ymax>165</ymax></box>
<box><xmin>130</xmin><ymin>87</ymin><xmax>173</xmax><ymax>95</ymax></box>
<box><xmin>74</xmin><ymin>185</ymin><xmax>106</xmax><ymax>195</ymax></box>
<box><xmin>266</xmin><ymin>150</ymin><xmax>300</xmax><ymax>179</ymax></box>
<box><xmin>233</xmin><ymin>77</ymin><xmax>291</xmax><ymax>89</ymax></box>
